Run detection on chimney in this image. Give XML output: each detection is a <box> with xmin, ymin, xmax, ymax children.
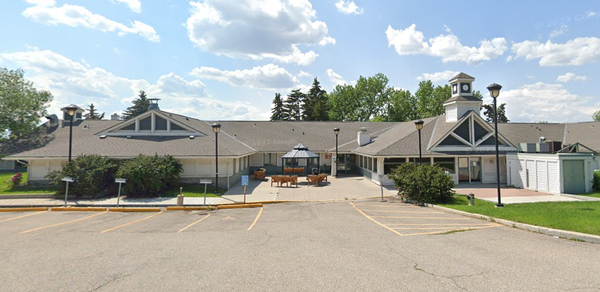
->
<box><xmin>148</xmin><ymin>98</ymin><xmax>160</xmax><ymax>110</ymax></box>
<box><xmin>357</xmin><ymin>127</ymin><xmax>370</xmax><ymax>146</ymax></box>
<box><xmin>111</xmin><ymin>113</ymin><xmax>121</xmax><ymax>120</ymax></box>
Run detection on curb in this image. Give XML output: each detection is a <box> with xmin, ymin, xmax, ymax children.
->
<box><xmin>108</xmin><ymin>207</ymin><xmax>162</xmax><ymax>212</ymax></box>
<box><xmin>166</xmin><ymin>206</ymin><xmax>214</xmax><ymax>211</ymax></box>
<box><xmin>430</xmin><ymin>204</ymin><xmax>600</xmax><ymax>244</ymax></box>
<box><xmin>0</xmin><ymin>207</ymin><xmax>48</xmax><ymax>212</ymax></box>
<box><xmin>50</xmin><ymin>207</ymin><xmax>107</xmax><ymax>212</ymax></box>
<box><xmin>217</xmin><ymin>203</ymin><xmax>262</xmax><ymax>209</ymax></box>
<box><xmin>0</xmin><ymin>194</ymin><xmax>55</xmax><ymax>200</ymax></box>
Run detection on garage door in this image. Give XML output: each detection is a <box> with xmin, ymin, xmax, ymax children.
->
<box><xmin>562</xmin><ymin>160</ymin><xmax>585</xmax><ymax>194</ymax></box>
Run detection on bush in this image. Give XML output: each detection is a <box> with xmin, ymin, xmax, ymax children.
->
<box><xmin>387</xmin><ymin>163</ymin><xmax>455</xmax><ymax>204</ymax></box>
<box><xmin>46</xmin><ymin>155</ymin><xmax>117</xmax><ymax>198</ymax></box>
<box><xmin>593</xmin><ymin>170</ymin><xmax>600</xmax><ymax>192</ymax></box>
<box><xmin>116</xmin><ymin>155</ymin><xmax>183</xmax><ymax>198</ymax></box>
<box><xmin>5</xmin><ymin>173</ymin><xmax>23</xmax><ymax>189</ymax></box>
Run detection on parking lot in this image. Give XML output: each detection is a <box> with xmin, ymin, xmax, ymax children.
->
<box><xmin>2</xmin><ymin>200</ymin><xmax>600</xmax><ymax>291</ymax></box>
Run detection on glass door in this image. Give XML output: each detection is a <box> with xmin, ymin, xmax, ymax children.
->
<box><xmin>470</xmin><ymin>158</ymin><xmax>481</xmax><ymax>182</ymax></box>
<box><xmin>458</xmin><ymin>158</ymin><xmax>469</xmax><ymax>182</ymax></box>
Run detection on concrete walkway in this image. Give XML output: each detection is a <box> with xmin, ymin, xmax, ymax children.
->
<box><xmin>453</xmin><ymin>183</ymin><xmax>600</xmax><ymax>204</ymax></box>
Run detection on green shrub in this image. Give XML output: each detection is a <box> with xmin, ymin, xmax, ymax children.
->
<box><xmin>46</xmin><ymin>155</ymin><xmax>117</xmax><ymax>198</ymax></box>
<box><xmin>116</xmin><ymin>155</ymin><xmax>183</xmax><ymax>198</ymax></box>
<box><xmin>593</xmin><ymin>170</ymin><xmax>600</xmax><ymax>191</ymax></box>
<box><xmin>387</xmin><ymin>163</ymin><xmax>455</xmax><ymax>204</ymax></box>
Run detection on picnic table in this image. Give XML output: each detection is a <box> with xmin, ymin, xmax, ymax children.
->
<box><xmin>271</xmin><ymin>175</ymin><xmax>299</xmax><ymax>187</ymax></box>
<box><xmin>307</xmin><ymin>174</ymin><xmax>328</xmax><ymax>186</ymax></box>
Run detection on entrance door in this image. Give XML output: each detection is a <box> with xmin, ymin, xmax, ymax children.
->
<box><xmin>458</xmin><ymin>158</ymin><xmax>469</xmax><ymax>182</ymax></box>
<box><xmin>458</xmin><ymin>157</ymin><xmax>481</xmax><ymax>182</ymax></box>
<box><xmin>470</xmin><ymin>158</ymin><xmax>481</xmax><ymax>182</ymax></box>
<box><xmin>563</xmin><ymin>160</ymin><xmax>585</xmax><ymax>194</ymax></box>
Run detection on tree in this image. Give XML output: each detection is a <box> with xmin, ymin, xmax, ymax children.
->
<box><xmin>303</xmin><ymin>77</ymin><xmax>329</xmax><ymax>121</ymax></box>
<box><xmin>84</xmin><ymin>103</ymin><xmax>105</xmax><ymax>120</ymax></box>
<box><xmin>385</xmin><ymin>88</ymin><xmax>417</xmax><ymax>122</ymax></box>
<box><xmin>593</xmin><ymin>110</ymin><xmax>600</xmax><ymax>122</ymax></box>
<box><xmin>328</xmin><ymin>73</ymin><xmax>393</xmax><ymax>121</ymax></box>
<box><xmin>0</xmin><ymin>68</ymin><xmax>53</xmax><ymax>139</ymax></box>
<box><xmin>283</xmin><ymin>89</ymin><xmax>304</xmax><ymax>121</ymax></box>
<box><xmin>270</xmin><ymin>93</ymin><xmax>284</xmax><ymax>121</ymax></box>
<box><xmin>122</xmin><ymin>90</ymin><xmax>150</xmax><ymax>120</ymax></box>
<box><xmin>482</xmin><ymin>103</ymin><xmax>509</xmax><ymax>123</ymax></box>
<box><xmin>414</xmin><ymin>81</ymin><xmax>450</xmax><ymax>118</ymax></box>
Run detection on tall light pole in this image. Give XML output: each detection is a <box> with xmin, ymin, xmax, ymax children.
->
<box><xmin>65</xmin><ymin>105</ymin><xmax>78</xmax><ymax>162</ymax></box>
<box><xmin>487</xmin><ymin>83</ymin><xmax>504</xmax><ymax>208</ymax></box>
<box><xmin>212</xmin><ymin>123</ymin><xmax>221</xmax><ymax>195</ymax></box>
<box><xmin>414</xmin><ymin>120</ymin><xmax>424</xmax><ymax>165</ymax></box>
<box><xmin>334</xmin><ymin>128</ymin><xmax>340</xmax><ymax>178</ymax></box>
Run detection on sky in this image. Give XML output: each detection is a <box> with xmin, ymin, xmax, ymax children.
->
<box><xmin>0</xmin><ymin>0</ymin><xmax>599</xmax><ymax>123</ymax></box>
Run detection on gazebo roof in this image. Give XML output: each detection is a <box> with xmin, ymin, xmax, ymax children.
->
<box><xmin>282</xmin><ymin>143</ymin><xmax>320</xmax><ymax>159</ymax></box>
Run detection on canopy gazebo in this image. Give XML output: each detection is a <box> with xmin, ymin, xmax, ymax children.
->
<box><xmin>281</xmin><ymin>143</ymin><xmax>321</xmax><ymax>175</ymax></box>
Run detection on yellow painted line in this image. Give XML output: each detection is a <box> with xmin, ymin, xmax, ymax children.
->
<box><xmin>349</xmin><ymin>202</ymin><xmax>403</xmax><ymax>236</ymax></box>
<box><xmin>166</xmin><ymin>206</ymin><xmax>212</xmax><ymax>211</ymax></box>
<box><xmin>401</xmin><ymin>225</ymin><xmax>501</xmax><ymax>237</ymax></box>
<box><xmin>0</xmin><ymin>207</ymin><xmax>47</xmax><ymax>212</ymax></box>
<box><xmin>0</xmin><ymin>211</ymin><xmax>47</xmax><ymax>223</ymax></box>
<box><xmin>371</xmin><ymin>216</ymin><xmax>471</xmax><ymax>220</ymax></box>
<box><xmin>247</xmin><ymin>207</ymin><xmax>263</xmax><ymax>231</ymax></box>
<box><xmin>100</xmin><ymin>211</ymin><xmax>163</xmax><ymax>234</ymax></box>
<box><xmin>218</xmin><ymin>203</ymin><xmax>262</xmax><ymax>209</ymax></box>
<box><xmin>354</xmin><ymin>204</ymin><xmax>417</xmax><ymax>208</ymax></box>
<box><xmin>109</xmin><ymin>207</ymin><xmax>161</xmax><ymax>212</ymax></box>
<box><xmin>361</xmin><ymin>209</ymin><xmax>443</xmax><ymax>214</ymax></box>
<box><xmin>51</xmin><ymin>207</ymin><xmax>107</xmax><ymax>212</ymax></box>
<box><xmin>177</xmin><ymin>214</ymin><xmax>211</xmax><ymax>233</ymax></box>
<box><xmin>20</xmin><ymin>211</ymin><xmax>107</xmax><ymax>234</ymax></box>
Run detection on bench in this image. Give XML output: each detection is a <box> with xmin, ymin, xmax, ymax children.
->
<box><xmin>271</xmin><ymin>175</ymin><xmax>298</xmax><ymax>187</ymax></box>
<box><xmin>307</xmin><ymin>174</ymin><xmax>328</xmax><ymax>186</ymax></box>
<box><xmin>283</xmin><ymin>167</ymin><xmax>304</xmax><ymax>175</ymax></box>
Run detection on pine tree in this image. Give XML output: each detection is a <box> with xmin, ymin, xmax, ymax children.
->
<box><xmin>122</xmin><ymin>90</ymin><xmax>150</xmax><ymax>120</ymax></box>
<box><xmin>84</xmin><ymin>103</ymin><xmax>105</xmax><ymax>120</ymax></box>
<box><xmin>283</xmin><ymin>89</ymin><xmax>304</xmax><ymax>121</ymax></box>
<box><xmin>270</xmin><ymin>93</ymin><xmax>284</xmax><ymax>121</ymax></box>
<box><xmin>306</xmin><ymin>77</ymin><xmax>329</xmax><ymax>121</ymax></box>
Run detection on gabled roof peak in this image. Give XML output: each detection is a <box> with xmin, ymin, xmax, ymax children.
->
<box><xmin>449</xmin><ymin>72</ymin><xmax>475</xmax><ymax>83</ymax></box>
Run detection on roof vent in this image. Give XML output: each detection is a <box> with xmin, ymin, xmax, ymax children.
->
<box><xmin>539</xmin><ymin>136</ymin><xmax>546</xmax><ymax>143</ymax></box>
<box><xmin>99</xmin><ymin>135</ymin><xmax>107</xmax><ymax>139</ymax></box>
<box><xmin>188</xmin><ymin>135</ymin><xmax>195</xmax><ymax>140</ymax></box>
<box><xmin>360</xmin><ymin>127</ymin><xmax>367</xmax><ymax>132</ymax></box>
<box><xmin>126</xmin><ymin>135</ymin><xmax>132</xmax><ymax>139</ymax></box>
<box><xmin>148</xmin><ymin>98</ymin><xmax>160</xmax><ymax>110</ymax></box>
<box><xmin>45</xmin><ymin>114</ymin><xmax>59</xmax><ymax>127</ymax></box>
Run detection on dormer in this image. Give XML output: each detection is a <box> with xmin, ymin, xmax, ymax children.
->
<box><xmin>60</xmin><ymin>104</ymin><xmax>84</xmax><ymax>122</ymax></box>
<box><xmin>96</xmin><ymin>110</ymin><xmax>204</xmax><ymax>137</ymax></box>
<box><xmin>443</xmin><ymin>72</ymin><xmax>482</xmax><ymax>123</ymax></box>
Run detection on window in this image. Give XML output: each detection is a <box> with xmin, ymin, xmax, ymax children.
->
<box><xmin>155</xmin><ymin>116</ymin><xmax>167</xmax><ymax>130</ymax></box>
<box><xmin>171</xmin><ymin>123</ymin><xmax>185</xmax><ymax>131</ymax></box>
<box><xmin>139</xmin><ymin>116</ymin><xmax>151</xmax><ymax>131</ymax></box>
<box><xmin>121</xmin><ymin>123</ymin><xmax>135</xmax><ymax>131</ymax></box>
<box><xmin>384</xmin><ymin>158</ymin><xmax>405</xmax><ymax>173</ymax></box>
<box><xmin>434</xmin><ymin>157</ymin><xmax>456</xmax><ymax>174</ymax></box>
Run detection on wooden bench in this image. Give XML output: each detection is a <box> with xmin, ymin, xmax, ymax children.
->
<box><xmin>254</xmin><ymin>170</ymin><xmax>266</xmax><ymax>180</ymax></box>
<box><xmin>283</xmin><ymin>167</ymin><xmax>304</xmax><ymax>175</ymax></box>
<box><xmin>271</xmin><ymin>175</ymin><xmax>298</xmax><ymax>187</ymax></box>
<box><xmin>271</xmin><ymin>175</ymin><xmax>284</xmax><ymax>187</ymax></box>
<box><xmin>307</xmin><ymin>174</ymin><xmax>328</xmax><ymax>186</ymax></box>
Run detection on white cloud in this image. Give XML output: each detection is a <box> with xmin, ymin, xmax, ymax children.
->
<box><xmin>327</xmin><ymin>69</ymin><xmax>346</xmax><ymax>86</ymax></box>
<box><xmin>109</xmin><ymin>0</ymin><xmax>142</xmax><ymax>13</ymax></box>
<box><xmin>510</xmin><ymin>37</ymin><xmax>600</xmax><ymax>66</ymax></box>
<box><xmin>335</xmin><ymin>0</ymin><xmax>363</xmax><ymax>15</ymax></box>
<box><xmin>416</xmin><ymin>70</ymin><xmax>459</xmax><ymax>82</ymax></box>
<box><xmin>483</xmin><ymin>82</ymin><xmax>595</xmax><ymax>122</ymax></box>
<box><xmin>386</xmin><ymin>24</ymin><xmax>507</xmax><ymax>65</ymax></box>
<box><xmin>22</xmin><ymin>2</ymin><xmax>159</xmax><ymax>42</ymax></box>
<box><xmin>556</xmin><ymin>72</ymin><xmax>588</xmax><ymax>83</ymax></box>
<box><xmin>185</xmin><ymin>0</ymin><xmax>335</xmax><ymax>66</ymax></box>
<box><xmin>549</xmin><ymin>25</ymin><xmax>568</xmax><ymax>39</ymax></box>
<box><xmin>298</xmin><ymin>70</ymin><xmax>311</xmax><ymax>78</ymax></box>
<box><xmin>190</xmin><ymin>64</ymin><xmax>299</xmax><ymax>90</ymax></box>
<box><xmin>0</xmin><ymin>48</ymin><xmax>270</xmax><ymax>120</ymax></box>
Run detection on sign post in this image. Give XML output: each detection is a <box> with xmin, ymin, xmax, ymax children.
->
<box><xmin>199</xmin><ymin>179</ymin><xmax>212</xmax><ymax>205</ymax></box>
<box><xmin>241</xmin><ymin>175</ymin><xmax>249</xmax><ymax>204</ymax></box>
<box><xmin>115</xmin><ymin>178</ymin><xmax>126</xmax><ymax>207</ymax></box>
<box><xmin>378</xmin><ymin>174</ymin><xmax>386</xmax><ymax>202</ymax></box>
<box><xmin>61</xmin><ymin>177</ymin><xmax>74</xmax><ymax>207</ymax></box>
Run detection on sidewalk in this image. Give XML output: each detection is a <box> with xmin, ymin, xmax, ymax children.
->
<box><xmin>453</xmin><ymin>183</ymin><xmax>600</xmax><ymax>204</ymax></box>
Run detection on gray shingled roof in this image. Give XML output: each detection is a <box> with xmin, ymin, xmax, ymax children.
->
<box><xmin>282</xmin><ymin>143</ymin><xmax>320</xmax><ymax>158</ymax></box>
<box><xmin>449</xmin><ymin>72</ymin><xmax>475</xmax><ymax>82</ymax></box>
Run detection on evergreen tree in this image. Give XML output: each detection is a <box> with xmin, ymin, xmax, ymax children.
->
<box><xmin>304</xmin><ymin>77</ymin><xmax>329</xmax><ymax>121</ymax></box>
<box><xmin>283</xmin><ymin>89</ymin><xmax>304</xmax><ymax>121</ymax></box>
<box><xmin>122</xmin><ymin>90</ymin><xmax>150</xmax><ymax>120</ymax></box>
<box><xmin>270</xmin><ymin>93</ymin><xmax>284</xmax><ymax>121</ymax></box>
<box><xmin>84</xmin><ymin>103</ymin><xmax>105</xmax><ymax>120</ymax></box>
<box><xmin>592</xmin><ymin>110</ymin><xmax>600</xmax><ymax>122</ymax></box>
<box><xmin>482</xmin><ymin>103</ymin><xmax>509</xmax><ymax>123</ymax></box>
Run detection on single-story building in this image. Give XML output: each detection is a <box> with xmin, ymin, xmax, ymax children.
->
<box><xmin>3</xmin><ymin>72</ymin><xmax>599</xmax><ymax>194</ymax></box>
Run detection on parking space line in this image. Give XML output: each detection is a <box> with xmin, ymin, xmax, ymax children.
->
<box><xmin>361</xmin><ymin>209</ymin><xmax>444</xmax><ymax>214</ymax></box>
<box><xmin>392</xmin><ymin>225</ymin><xmax>497</xmax><ymax>230</ymax></box>
<box><xmin>247</xmin><ymin>207</ymin><xmax>263</xmax><ymax>231</ymax></box>
<box><xmin>20</xmin><ymin>211</ymin><xmax>107</xmax><ymax>234</ymax></box>
<box><xmin>371</xmin><ymin>216</ymin><xmax>471</xmax><ymax>220</ymax></box>
<box><xmin>100</xmin><ymin>211</ymin><xmax>163</xmax><ymax>234</ymax></box>
<box><xmin>402</xmin><ymin>225</ymin><xmax>501</xmax><ymax>237</ymax></box>
<box><xmin>177</xmin><ymin>214</ymin><xmax>211</xmax><ymax>233</ymax></box>
<box><xmin>0</xmin><ymin>211</ymin><xmax>47</xmax><ymax>224</ymax></box>
<box><xmin>349</xmin><ymin>202</ymin><xmax>403</xmax><ymax>236</ymax></box>
<box><xmin>386</xmin><ymin>223</ymin><xmax>492</xmax><ymax>226</ymax></box>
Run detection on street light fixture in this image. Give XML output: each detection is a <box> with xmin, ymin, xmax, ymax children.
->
<box><xmin>212</xmin><ymin>123</ymin><xmax>221</xmax><ymax>195</ymax></box>
<box><xmin>334</xmin><ymin>128</ymin><xmax>340</xmax><ymax>178</ymax></box>
<box><xmin>487</xmin><ymin>82</ymin><xmax>504</xmax><ymax>208</ymax></box>
<box><xmin>414</xmin><ymin>120</ymin><xmax>424</xmax><ymax>166</ymax></box>
<box><xmin>65</xmin><ymin>105</ymin><xmax>78</xmax><ymax>162</ymax></box>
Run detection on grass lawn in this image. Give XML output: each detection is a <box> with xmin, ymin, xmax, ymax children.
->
<box><xmin>162</xmin><ymin>184</ymin><xmax>221</xmax><ymax>198</ymax></box>
<box><xmin>0</xmin><ymin>172</ymin><xmax>58</xmax><ymax>195</ymax></box>
<box><xmin>580</xmin><ymin>192</ymin><xmax>600</xmax><ymax>198</ymax></box>
<box><xmin>440</xmin><ymin>195</ymin><xmax>600</xmax><ymax>236</ymax></box>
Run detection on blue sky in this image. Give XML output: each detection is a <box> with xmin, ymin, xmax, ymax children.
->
<box><xmin>0</xmin><ymin>0</ymin><xmax>599</xmax><ymax>122</ymax></box>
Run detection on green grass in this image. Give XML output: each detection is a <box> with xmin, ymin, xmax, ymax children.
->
<box><xmin>440</xmin><ymin>195</ymin><xmax>600</xmax><ymax>236</ymax></box>
<box><xmin>161</xmin><ymin>184</ymin><xmax>221</xmax><ymax>198</ymax></box>
<box><xmin>580</xmin><ymin>192</ymin><xmax>600</xmax><ymax>198</ymax></box>
<box><xmin>0</xmin><ymin>172</ymin><xmax>58</xmax><ymax>195</ymax></box>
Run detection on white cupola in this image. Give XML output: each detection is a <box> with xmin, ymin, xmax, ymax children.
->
<box><xmin>443</xmin><ymin>72</ymin><xmax>482</xmax><ymax>123</ymax></box>
<box><xmin>60</xmin><ymin>104</ymin><xmax>85</xmax><ymax>122</ymax></box>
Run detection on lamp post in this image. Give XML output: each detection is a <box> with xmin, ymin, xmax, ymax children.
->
<box><xmin>334</xmin><ymin>128</ymin><xmax>340</xmax><ymax>178</ymax></box>
<box><xmin>65</xmin><ymin>105</ymin><xmax>78</xmax><ymax>162</ymax></box>
<box><xmin>414</xmin><ymin>120</ymin><xmax>424</xmax><ymax>165</ymax></box>
<box><xmin>487</xmin><ymin>83</ymin><xmax>504</xmax><ymax>208</ymax></box>
<box><xmin>212</xmin><ymin>123</ymin><xmax>221</xmax><ymax>195</ymax></box>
